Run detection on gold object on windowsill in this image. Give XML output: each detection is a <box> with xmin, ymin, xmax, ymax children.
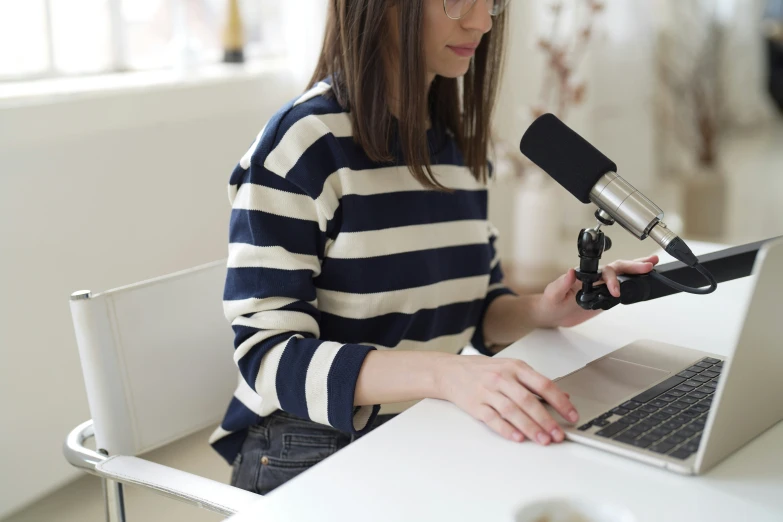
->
<box><xmin>223</xmin><ymin>0</ymin><xmax>245</xmax><ymax>63</ymax></box>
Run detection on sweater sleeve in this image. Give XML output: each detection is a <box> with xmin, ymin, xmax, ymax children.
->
<box><xmin>470</xmin><ymin>221</ymin><xmax>518</xmax><ymax>355</ymax></box>
<box><xmin>223</xmin><ymin>119</ymin><xmax>379</xmax><ymax>434</ymax></box>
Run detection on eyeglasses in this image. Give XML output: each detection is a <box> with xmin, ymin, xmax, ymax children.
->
<box><xmin>443</xmin><ymin>0</ymin><xmax>510</xmax><ymax>20</ymax></box>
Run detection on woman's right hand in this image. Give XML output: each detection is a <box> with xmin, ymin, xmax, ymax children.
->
<box><xmin>435</xmin><ymin>355</ymin><xmax>579</xmax><ymax>445</ymax></box>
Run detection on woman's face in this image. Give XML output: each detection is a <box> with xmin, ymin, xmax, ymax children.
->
<box><xmin>422</xmin><ymin>0</ymin><xmax>494</xmax><ymax>79</ymax></box>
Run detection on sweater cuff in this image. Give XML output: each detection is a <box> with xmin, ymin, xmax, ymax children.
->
<box><xmin>471</xmin><ymin>286</ymin><xmax>518</xmax><ymax>356</ymax></box>
<box><xmin>327</xmin><ymin>344</ymin><xmax>380</xmax><ymax>434</ymax></box>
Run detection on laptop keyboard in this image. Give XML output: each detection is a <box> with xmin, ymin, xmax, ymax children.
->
<box><xmin>576</xmin><ymin>357</ymin><xmax>724</xmax><ymax>460</ymax></box>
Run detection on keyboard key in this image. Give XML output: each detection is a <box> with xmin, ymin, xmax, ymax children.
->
<box><xmin>713</xmin><ymin>361</ymin><xmax>724</xmax><ymax>368</ymax></box>
<box><xmin>711</xmin><ymin>366</ymin><xmax>722</xmax><ymax>374</ymax></box>
<box><xmin>651</xmin><ymin>442</ymin><xmax>676</xmax><ymax>454</ymax></box>
<box><xmin>623</xmin><ymin>429</ymin><xmax>644</xmax><ymax>439</ymax></box>
<box><xmin>675</xmin><ymin>384</ymin><xmax>695</xmax><ymax>393</ymax></box>
<box><xmin>701</xmin><ymin>370</ymin><xmax>719</xmax><ymax>379</ymax></box>
<box><xmin>617</xmin><ymin>416</ymin><xmax>636</xmax><ymax>425</ymax></box>
<box><xmin>686</xmin><ymin>365</ymin><xmax>705</xmax><ymax>373</ymax></box>
<box><xmin>658</xmin><ymin>395</ymin><xmax>677</xmax><ymax>403</ymax></box>
<box><xmin>667</xmin><ymin>390</ymin><xmax>685</xmax><ymax>397</ymax></box>
<box><xmin>691</xmin><ymin>404</ymin><xmax>710</xmax><ymax>413</ymax></box>
<box><xmin>611</xmin><ymin>407</ymin><xmax>630</xmax><ymax>416</ymax></box>
<box><xmin>683</xmin><ymin>441</ymin><xmax>700</xmax><ymax>452</ymax></box>
<box><xmin>628</xmin><ymin>410</ymin><xmax>649</xmax><ymax>420</ymax></box>
<box><xmin>615</xmin><ymin>435</ymin><xmax>638</xmax><ymax>445</ymax></box>
<box><xmin>692</xmin><ymin>419</ymin><xmax>707</xmax><ymax>429</ymax></box>
<box><xmin>593</xmin><ymin>418</ymin><xmax>610</xmax><ymax>427</ymax></box>
<box><xmin>703</xmin><ymin>357</ymin><xmax>721</xmax><ymax>364</ymax></box>
<box><xmin>670</xmin><ymin>401</ymin><xmax>689</xmax><ymax>410</ymax></box>
<box><xmin>671</xmin><ymin>448</ymin><xmax>694</xmax><ymax>459</ymax></box>
<box><xmin>650</xmin><ymin>427</ymin><xmax>672</xmax><ymax>437</ymax></box>
<box><xmin>578</xmin><ymin>422</ymin><xmax>593</xmax><ymax>430</ymax></box>
<box><xmin>621</xmin><ymin>401</ymin><xmax>642</xmax><ymax>410</ymax></box>
<box><xmin>692</xmin><ymin>375</ymin><xmax>711</xmax><ymax>383</ymax></box>
<box><xmin>650</xmin><ymin>399</ymin><xmax>669</xmax><ymax>408</ymax></box>
<box><xmin>695</xmin><ymin>361</ymin><xmax>712</xmax><ymax>369</ymax></box>
<box><xmin>701</xmin><ymin>387</ymin><xmax>715</xmax><ymax>395</ymax></box>
<box><xmin>662</xmin><ymin>407</ymin><xmax>680</xmax><ymax>416</ymax></box>
<box><xmin>681</xmin><ymin>409</ymin><xmax>701</xmax><ymax>418</ymax></box>
<box><xmin>665</xmin><ymin>434</ymin><xmax>687</xmax><ymax>444</ymax></box>
<box><xmin>596</xmin><ymin>422</ymin><xmax>627</xmax><ymax>437</ymax></box>
<box><xmin>684</xmin><ymin>380</ymin><xmax>704</xmax><ymax>388</ymax></box>
<box><xmin>633</xmin><ymin>438</ymin><xmax>654</xmax><ymax>448</ymax></box>
<box><xmin>651</xmin><ymin>412</ymin><xmax>670</xmax><ymax>422</ymax></box>
<box><xmin>662</xmin><ymin>421</ymin><xmax>681</xmax><ymax>430</ymax></box>
<box><xmin>597</xmin><ymin>412</ymin><xmax>613</xmax><ymax>420</ymax></box>
<box><xmin>639</xmin><ymin>419</ymin><xmax>659</xmax><ymax>430</ymax></box>
<box><xmin>640</xmin><ymin>404</ymin><xmax>659</xmax><ymax>413</ymax></box>
<box><xmin>681</xmin><ymin>396</ymin><xmax>699</xmax><ymax>404</ymax></box>
<box><xmin>630</xmin><ymin>376</ymin><xmax>686</xmax><ymax>403</ymax></box>
<box><xmin>703</xmin><ymin>382</ymin><xmax>718</xmax><ymax>390</ymax></box>
<box><xmin>677</xmin><ymin>370</ymin><xmax>697</xmax><ymax>379</ymax></box>
<box><xmin>688</xmin><ymin>391</ymin><xmax>708</xmax><ymax>399</ymax></box>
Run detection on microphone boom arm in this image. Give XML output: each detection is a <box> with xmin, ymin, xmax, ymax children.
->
<box><xmin>575</xmin><ymin>236</ymin><xmax>779</xmax><ymax>311</ymax></box>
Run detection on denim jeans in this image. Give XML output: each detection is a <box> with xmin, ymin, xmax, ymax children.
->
<box><xmin>230</xmin><ymin>410</ymin><xmax>396</xmax><ymax>495</ymax></box>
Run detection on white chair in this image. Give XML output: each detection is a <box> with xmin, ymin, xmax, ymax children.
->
<box><xmin>63</xmin><ymin>260</ymin><xmax>260</xmax><ymax>521</ymax></box>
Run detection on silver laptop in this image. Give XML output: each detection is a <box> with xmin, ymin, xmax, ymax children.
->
<box><xmin>549</xmin><ymin>237</ymin><xmax>783</xmax><ymax>475</ymax></box>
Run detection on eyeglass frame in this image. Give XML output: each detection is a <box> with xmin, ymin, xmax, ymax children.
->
<box><xmin>443</xmin><ymin>0</ymin><xmax>511</xmax><ymax>20</ymax></box>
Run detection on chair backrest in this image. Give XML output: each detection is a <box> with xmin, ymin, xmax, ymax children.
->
<box><xmin>69</xmin><ymin>260</ymin><xmax>236</xmax><ymax>457</ymax></box>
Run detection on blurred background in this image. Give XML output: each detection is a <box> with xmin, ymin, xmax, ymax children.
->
<box><xmin>0</xmin><ymin>0</ymin><xmax>781</xmax><ymax>521</ymax></box>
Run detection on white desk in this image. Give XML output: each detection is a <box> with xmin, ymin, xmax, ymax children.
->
<box><xmin>227</xmin><ymin>246</ymin><xmax>783</xmax><ymax>522</ymax></box>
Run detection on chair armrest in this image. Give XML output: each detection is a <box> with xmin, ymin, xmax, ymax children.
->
<box><xmin>96</xmin><ymin>455</ymin><xmax>260</xmax><ymax>516</ymax></box>
<box><xmin>64</xmin><ymin>420</ymin><xmax>260</xmax><ymax>516</ymax></box>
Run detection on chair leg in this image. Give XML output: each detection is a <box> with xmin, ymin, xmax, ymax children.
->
<box><xmin>102</xmin><ymin>478</ymin><xmax>126</xmax><ymax>522</ymax></box>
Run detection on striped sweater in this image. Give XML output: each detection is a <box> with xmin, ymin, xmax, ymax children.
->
<box><xmin>210</xmin><ymin>79</ymin><xmax>516</xmax><ymax>463</ymax></box>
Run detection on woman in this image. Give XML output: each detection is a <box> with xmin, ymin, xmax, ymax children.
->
<box><xmin>211</xmin><ymin>0</ymin><xmax>658</xmax><ymax>495</ymax></box>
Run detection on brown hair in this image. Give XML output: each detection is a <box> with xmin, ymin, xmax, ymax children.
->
<box><xmin>307</xmin><ymin>0</ymin><xmax>508</xmax><ymax>190</ymax></box>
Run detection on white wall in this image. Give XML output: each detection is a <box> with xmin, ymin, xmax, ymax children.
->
<box><xmin>0</xmin><ymin>64</ymin><xmax>298</xmax><ymax>519</ymax></box>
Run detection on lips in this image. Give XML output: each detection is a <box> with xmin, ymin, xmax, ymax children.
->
<box><xmin>448</xmin><ymin>43</ymin><xmax>479</xmax><ymax>57</ymax></box>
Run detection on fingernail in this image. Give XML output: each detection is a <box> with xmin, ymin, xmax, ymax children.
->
<box><xmin>569</xmin><ymin>410</ymin><xmax>579</xmax><ymax>423</ymax></box>
<box><xmin>513</xmin><ymin>431</ymin><xmax>523</xmax><ymax>442</ymax></box>
<box><xmin>537</xmin><ymin>432</ymin><xmax>551</xmax><ymax>445</ymax></box>
<box><xmin>551</xmin><ymin>429</ymin><xmax>563</xmax><ymax>442</ymax></box>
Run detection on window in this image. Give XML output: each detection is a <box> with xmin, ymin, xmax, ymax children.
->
<box><xmin>0</xmin><ymin>0</ymin><xmax>283</xmax><ymax>81</ymax></box>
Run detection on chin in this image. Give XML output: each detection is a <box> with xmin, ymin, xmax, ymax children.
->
<box><xmin>434</xmin><ymin>62</ymin><xmax>472</xmax><ymax>79</ymax></box>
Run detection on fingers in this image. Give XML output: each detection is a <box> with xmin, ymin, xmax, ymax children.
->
<box><xmin>475</xmin><ymin>405</ymin><xmax>525</xmax><ymax>443</ymax></box>
<box><xmin>498</xmin><ymin>379</ymin><xmax>566</xmax><ymax>444</ymax></box>
<box><xmin>601</xmin><ymin>264</ymin><xmax>621</xmax><ymax>297</ymax></box>
<box><xmin>513</xmin><ymin>361</ymin><xmax>579</xmax><ymax>427</ymax></box>
<box><xmin>487</xmin><ymin>394</ymin><xmax>553</xmax><ymax>444</ymax></box>
<box><xmin>546</xmin><ymin>268</ymin><xmax>577</xmax><ymax>301</ymax></box>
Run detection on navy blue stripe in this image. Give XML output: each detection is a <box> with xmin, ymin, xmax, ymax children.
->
<box><xmin>221</xmin><ymin>396</ymin><xmax>261</xmax><ymax>433</ymax></box>
<box><xmin>212</xmin><ymin>427</ymin><xmax>250</xmax><ymax>464</ymax></box>
<box><xmin>320</xmin><ymin>298</ymin><xmax>485</xmax><ymax>347</ymax></box>
<box><xmin>338</xmin><ymin>190</ymin><xmax>487</xmax><ymax>233</ymax></box>
<box><xmin>326</xmin><ymin>345</ymin><xmax>378</xmax><ymax>433</ymax></box>
<box><xmin>224</xmin><ymin>267</ymin><xmax>317</xmax><ymax>302</ymax></box>
<box><xmin>316</xmin><ymin>244</ymin><xmax>491</xmax><ymax>293</ymax></box>
<box><xmin>275</xmin><ymin>338</ymin><xmax>321</xmax><ymax>420</ymax></box>
<box><xmin>232</xmin><ymin>325</ymin><xmax>292</xmax><ymax>386</ymax></box>
<box><xmin>229</xmin><ymin>209</ymin><xmax>322</xmax><ymax>256</ymax></box>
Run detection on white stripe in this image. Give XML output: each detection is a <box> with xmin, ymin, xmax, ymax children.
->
<box><xmin>233</xmin><ymin>183</ymin><xmax>322</xmax><ymax>227</ymax></box>
<box><xmin>208</xmin><ymin>425</ymin><xmax>233</xmax><ymax>445</ymax></box>
<box><xmin>233</xmin><ymin>310</ymin><xmax>320</xmax><ymax>337</ymax></box>
<box><xmin>353</xmin><ymin>405</ymin><xmax>374</xmax><ymax>431</ymax></box>
<box><xmin>233</xmin><ymin>328</ymin><xmax>292</xmax><ymax>364</ymax></box>
<box><xmin>264</xmin><ymin>112</ymin><xmax>352</xmax><ymax>177</ymax></box>
<box><xmin>320</xmin><ymin>165</ymin><xmax>484</xmax><ymax>200</ymax></box>
<box><xmin>304</xmin><ymin>341</ymin><xmax>344</xmax><ymax>425</ymax></box>
<box><xmin>317</xmin><ymin>275</ymin><xmax>488</xmax><ymax>319</ymax></box>
<box><xmin>490</xmin><ymin>250</ymin><xmax>501</xmax><ymax>270</ymax></box>
<box><xmin>254</xmin><ymin>336</ymin><xmax>297</xmax><ymax>414</ymax></box>
<box><xmin>487</xmin><ymin>283</ymin><xmax>509</xmax><ymax>294</ymax></box>
<box><xmin>239</xmin><ymin>123</ymin><xmax>268</xmax><ymax>170</ymax></box>
<box><xmin>228</xmin><ymin>243</ymin><xmax>321</xmax><ymax>275</ymax></box>
<box><xmin>223</xmin><ymin>296</ymin><xmax>303</xmax><ymax>322</ymax></box>
<box><xmin>326</xmin><ymin>220</ymin><xmax>488</xmax><ymax>259</ymax></box>
<box><xmin>294</xmin><ymin>82</ymin><xmax>332</xmax><ymax>106</ymax></box>
<box><xmin>233</xmin><ymin>373</ymin><xmax>265</xmax><ymax>416</ymax></box>
<box><xmin>367</xmin><ymin>326</ymin><xmax>475</xmax><ymax>352</ymax></box>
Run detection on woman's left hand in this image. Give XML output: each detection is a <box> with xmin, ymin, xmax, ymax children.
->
<box><xmin>534</xmin><ymin>255</ymin><xmax>660</xmax><ymax>329</ymax></box>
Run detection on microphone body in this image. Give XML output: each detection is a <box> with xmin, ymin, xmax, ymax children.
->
<box><xmin>519</xmin><ymin>113</ymin><xmax>681</xmax><ymax>255</ymax></box>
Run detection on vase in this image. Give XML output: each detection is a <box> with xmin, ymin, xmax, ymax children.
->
<box><xmin>509</xmin><ymin>167</ymin><xmax>564</xmax><ymax>293</ymax></box>
<box><xmin>682</xmin><ymin>164</ymin><xmax>727</xmax><ymax>241</ymax></box>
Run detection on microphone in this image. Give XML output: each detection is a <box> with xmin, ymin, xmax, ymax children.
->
<box><xmin>519</xmin><ymin>113</ymin><xmax>698</xmax><ymax>268</ymax></box>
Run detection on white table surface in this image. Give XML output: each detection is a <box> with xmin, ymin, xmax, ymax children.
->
<box><xmin>227</xmin><ymin>243</ymin><xmax>783</xmax><ymax>522</ymax></box>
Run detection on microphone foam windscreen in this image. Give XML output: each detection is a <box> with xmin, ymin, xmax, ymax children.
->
<box><xmin>519</xmin><ymin>113</ymin><xmax>617</xmax><ymax>203</ymax></box>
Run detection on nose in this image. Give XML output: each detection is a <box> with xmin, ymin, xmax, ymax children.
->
<box><xmin>460</xmin><ymin>0</ymin><xmax>493</xmax><ymax>34</ymax></box>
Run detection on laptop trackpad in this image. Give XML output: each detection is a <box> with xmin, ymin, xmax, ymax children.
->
<box><xmin>558</xmin><ymin>357</ymin><xmax>670</xmax><ymax>406</ymax></box>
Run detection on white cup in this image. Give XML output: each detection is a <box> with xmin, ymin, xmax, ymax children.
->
<box><xmin>514</xmin><ymin>497</ymin><xmax>636</xmax><ymax>522</ymax></box>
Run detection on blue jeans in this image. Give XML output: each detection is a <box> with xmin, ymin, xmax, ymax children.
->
<box><xmin>230</xmin><ymin>410</ymin><xmax>396</xmax><ymax>495</ymax></box>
